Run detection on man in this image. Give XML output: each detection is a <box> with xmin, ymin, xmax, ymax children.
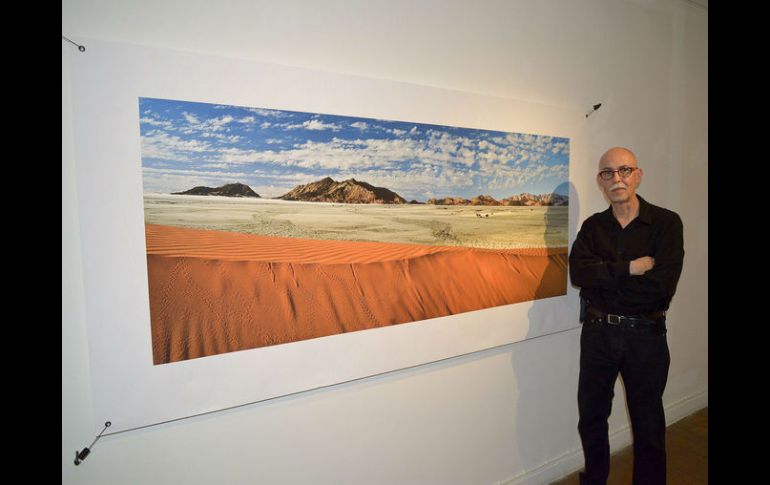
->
<box><xmin>569</xmin><ymin>147</ymin><xmax>684</xmax><ymax>485</ymax></box>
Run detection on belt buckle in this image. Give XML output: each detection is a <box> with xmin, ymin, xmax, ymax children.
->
<box><xmin>606</xmin><ymin>314</ymin><xmax>622</xmax><ymax>325</ymax></box>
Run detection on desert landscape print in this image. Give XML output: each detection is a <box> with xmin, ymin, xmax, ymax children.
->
<box><xmin>140</xmin><ymin>97</ymin><xmax>569</xmax><ymax>364</ymax></box>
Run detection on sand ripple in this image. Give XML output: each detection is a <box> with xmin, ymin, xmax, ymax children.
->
<box><xmin>145</xmin><ymin>224</ymin><xmax>567</xmax><ymax>364</ymax></box>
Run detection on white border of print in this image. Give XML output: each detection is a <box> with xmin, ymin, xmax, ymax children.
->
<box><xmin>68</xmin><ymin>39</ymin><xmax>585</xmax><ymax>433</ymax></box>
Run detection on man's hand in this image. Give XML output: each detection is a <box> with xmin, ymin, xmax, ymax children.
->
<box><xmin>629</xmin><ymin>256</ymin><xmax>655</xmax><ymax>275</ymax></box>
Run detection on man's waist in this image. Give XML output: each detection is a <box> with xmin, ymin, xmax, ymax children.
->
<box><xmin>585</xmin><ymin>306</ymin><xmax>666</xmax><ymax>326</ymax></box>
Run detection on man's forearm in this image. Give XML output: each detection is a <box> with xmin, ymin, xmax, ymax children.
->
<box><xmin>629</xmin><ymin>256</ymin><xmax>655</xmax><ymax>275</ymax></box>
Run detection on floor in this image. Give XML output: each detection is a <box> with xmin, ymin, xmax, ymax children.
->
<box><xmin>549</xmin><ymin>407</ymin><xmax>708</xmax><ymax>484</ymax></box>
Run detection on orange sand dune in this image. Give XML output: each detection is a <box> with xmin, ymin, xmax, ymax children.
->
<box><xmin>145</xmin><ymin>224</ymin><xmax>567</xmax><ymax>365</ymax></box>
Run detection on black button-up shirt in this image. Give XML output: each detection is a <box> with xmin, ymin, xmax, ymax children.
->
<box><xmin>569</xmin><ymin>195</ymin><xmax>684</xmax><ymax>315</ymax></box>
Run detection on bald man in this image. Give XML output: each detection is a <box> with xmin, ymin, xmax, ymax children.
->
<box><xmin>569</xmin><ymin>147</ymin><xmax>684</xmax><ymax>485</ymax></box>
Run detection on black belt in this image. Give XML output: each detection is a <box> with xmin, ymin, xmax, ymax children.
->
<box><xmin>585</xmin><ymin>306</ymin><xmax>666</xmax><ymax>328</ymax></box>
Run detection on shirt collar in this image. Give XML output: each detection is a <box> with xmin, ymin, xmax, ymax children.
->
<box><xmin>636</xmin><ymin>195</ymin><xmax>653</xmax><ymax>225</ymax></box>
<box><xmin>600</xmin><ymin>194</ymin><xmax>653</xmax><ymax>226</ymax></box>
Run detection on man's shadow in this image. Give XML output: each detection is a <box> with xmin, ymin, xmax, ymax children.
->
<box><xmin>528</xmin><ymin>180</ymin><xmax>576</xmax><ymax>327</ymax></box>
<box><xmin>507</xmin><ymin>181</ymin><xmax>583</xmax><ymax>472</ymax></box>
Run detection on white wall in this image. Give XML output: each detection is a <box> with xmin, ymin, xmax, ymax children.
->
<box><xmin>62</xmin><ymin>1</ymin><xmax>707</xmax><ymax>483</ymax></box>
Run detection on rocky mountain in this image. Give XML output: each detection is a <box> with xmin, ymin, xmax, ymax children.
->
<box><xmin>278</xmin><ymin>177</ymin><xmax>406</xmax><ymax>204</ymax></box>
<box><xmin>428</xmin><ymin>193</ymin><xmax>568</xmax><ymax>206</ymax></box>
<box><xmin>172</xmin><ymin>183</ymin><xmax>260</xmax><ymax>198</ymax></box>
<box><xmin>427</xmin><ymin>197</ymin><xmax>472</xmax><ymax>205</ymax></box>
<box><xmin>471</xmin><ymin>195</ymin><xmax>502</xmax><ymax>206</ymax></box>
<box><xmin>501</xmin><ymin>193</ymin><xmax>568</xmax><ymax>206</ymax></box>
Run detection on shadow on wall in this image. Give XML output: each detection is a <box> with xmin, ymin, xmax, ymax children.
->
<box><xmin>508</xmin><ymin>181</ymin><xmax>582</xmax><ymax>478</ymax></box>
<box><xmin>529</xmin><ymin>180</ymin><xmax>577</xmax><ymax>334</ymax></box>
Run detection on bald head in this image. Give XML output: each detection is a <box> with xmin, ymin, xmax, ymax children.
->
<box><xmin>598</xmin><ymin>147</ymin><xmax>638</xmax><ymax>170</ymax></box>
<box><xmin>597</xmin><ymin>146</ymin><xmax>642</xmax><ymax>205</ymax></box>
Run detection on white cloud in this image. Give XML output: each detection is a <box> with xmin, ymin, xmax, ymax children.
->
<box><xmin>247</xmin><ymin>108</ymin><xmax>290</xmax><ymax>118</ymax></box>
<box><xmin>179</xmin><ymin>114</ymin><xmax>236</xmax><ymax>134</ymax></box>
<box><xmin>484</xmin><ymin>163</ymin><xmax>568</xmax><ymax>193</ymax></box>
<box><xmin>551</xmin><ymin>140</ymin><xmax>569</xmax><ymax>154</ymax></box>
<box><xmin>216</xmin><ymin>147</ymin><xmax>271</xmax><ymax>164</ymax></box>
<box><xmin>141</xmin><ymin>132</ymin><xmax>212</xmax><ymax>161</ymax></box>
<box><xmin>252</xmin><ymin>170</ymin><xmax>314</xmax><ymax>182</ymax></box>
<box><xmin>284</xmin><ymin>119</ymin><xmax>342</xmax><ymax>131</ymax></box>
<box><xmin>140</xmin><ymin>117</ymin><xmax>174</xmax><ymax>129</ymax></box>
<box><xmin>183</xmin><ymin>112</ymin><xmax>199</xmax><ymax>124</ymax></box>
<box><xmin>193</xmin><ymin>131</ymin><xmax>480</xmax><ymax>172</ymax></box>
<box><xmin>483</xmin><ymin>132</ymin><xmax>571</xmax><ymax>168</ymax></box>
<box><xmin>350</xmin><ymin>121</ymin><xmax>368</xmax><ymax>130</ymax></box>
<box><xmin>210</xmin><ymin>115</ymin><xmax>234</xmax><ymax>130</ymax></box>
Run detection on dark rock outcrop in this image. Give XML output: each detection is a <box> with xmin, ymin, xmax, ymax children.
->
<box><xmin>172</xmin><ymin>183</ymin><xmax>260</xmax><ymax>198</ymax></box>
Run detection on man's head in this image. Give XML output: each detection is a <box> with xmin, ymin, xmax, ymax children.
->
<box><xmin>597</xmin><ymin>147</ymin><xmax>643</xmax><ymax>204</ymax></box>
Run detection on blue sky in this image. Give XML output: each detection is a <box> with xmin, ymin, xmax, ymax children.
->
<box><xmin>139</xmin><ymin>97</ymin><xmax>569</xmax><ymax>201</ymax></box>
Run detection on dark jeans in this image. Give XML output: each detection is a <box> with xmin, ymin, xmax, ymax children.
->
<box><xmin>577</xmin><ymin>319</ymin><xmax>670</xmax><ymax>485</ymax></box>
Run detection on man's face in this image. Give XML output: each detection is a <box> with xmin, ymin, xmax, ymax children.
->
<box><xmin>597</xmin><ymin>149</ymin><xmax>643</xmax><ymax>204</ymax></box>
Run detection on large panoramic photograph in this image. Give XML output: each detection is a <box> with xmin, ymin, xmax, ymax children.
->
<box><xmin>140</xmin><ymin>97</ymin><xmax>569</xmax><ymax>365</ymax></box>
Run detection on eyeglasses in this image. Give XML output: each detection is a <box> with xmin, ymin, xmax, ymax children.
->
<box><xmin>597</xmin><ymin>166</ymin><xmax>639</xmax><ymax>180</ymax></box>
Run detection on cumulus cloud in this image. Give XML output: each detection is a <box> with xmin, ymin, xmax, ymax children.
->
<box><xmin>181</xmin><ymin>129</ymin><xmax>536</xmax><ymax>175</ymax></box>
<box><xmin>485</xmin><ymin>163</ymin><xmax>568</xmax><ymax>193</ymax></box>
<box><xmin>551</xmin><ymin>140</ymin><xmax>569</xmax><ymax>154</ymax></box>
<box><xmin>179</xmin><ymin>114</ymin><xmax>236</xmax><ymax>135</ymax></box>
<box><xmin>141</xmin><ymin>132</ymin><xmax>212</xmax><ymax>161</ymax></box>
<box><xmin>247</xmin><ymin>108</ymin><xmax>291</xmax><ymax>118</ymax></box>
<box><xmin>140</xmin><ymin>117</ymin><xmax>174</xmax><ymax>129</ymax></box>
<box><xmin>183</xmin><ymin>112</ymin><xmax>200</xmax><ymax>125</ymax></box>
<box><xmin>284</xmin><ymin>119</ymin><xmax>342</xmax><ymax>131</ymax></box>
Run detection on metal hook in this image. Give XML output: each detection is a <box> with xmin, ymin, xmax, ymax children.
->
<box><xmin>74</xmin><ymin>421</ymin><xmax>111</xmax><ymax>465</ymax></box>
<box><xmin>62</xmin><ymin>35</ymin><xmax>86</xmax><ymax>52</ymax></box>
<box><xmin>585</xmin><ymin>103</ymin><xmax>602</xmax><ymax>118</ymax></box>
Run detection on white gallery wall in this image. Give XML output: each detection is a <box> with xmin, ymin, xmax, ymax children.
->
<box><xmin>62</xmin><ymin>1</ymin><xmax>707</xmax><ymax>483</ymax></box>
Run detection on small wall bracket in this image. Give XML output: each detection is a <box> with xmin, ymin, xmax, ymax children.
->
<box><xmin>74</xmin><ymin>421</ymin><xmax>111</xmax><ymax>465</ymax></box>
<box><xmin>62</xmin><ymin>35</ymin><xmax>86</xmax><ymax>52</ymax></box>
<box><xmin>585</xmin><ymin>103</ymin><xmax>602</xmax><ymax>118</ymax></box>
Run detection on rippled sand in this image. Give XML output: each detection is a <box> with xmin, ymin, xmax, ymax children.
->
<box><xmin>145</xmin><ymin>224</ymin><xmax>567</xmax><ymax>365</ymax></box>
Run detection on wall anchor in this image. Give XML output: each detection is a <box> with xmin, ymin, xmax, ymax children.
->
<box><xmin>74</xmin><ymin>421</ymin><xmax>111</xmax><ymax>465</ymax></box>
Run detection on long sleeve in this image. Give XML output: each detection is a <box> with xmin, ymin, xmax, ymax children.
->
<box><xmin>569</xmin><ymin>217</ymin><xmax>628</xmax><ymax>290</ymax></box>
<box><xmin>619</xmin><ymin>212</ymin><xmax>684</xmax><ymax>304</ymax></box>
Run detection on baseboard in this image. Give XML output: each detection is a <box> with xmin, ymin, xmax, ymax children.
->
<box><xmin>498</xmin><ymin>448</ymin><xmax>585</xmax><ymax>485</ymax></box>
<box><xmin>664</xmin><ymin>388</ymin><xmax>708</xmax><ymax>425</ymax></box>
<box><xmin>498</xmin><ymin>388</ymin><xmax>708</xmax><ymax>485</ymax></box>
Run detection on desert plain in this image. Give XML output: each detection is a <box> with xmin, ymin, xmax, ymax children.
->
<box><xmin>144</xmin><ymin>194</ymin><xmax>568</xmax><ymax>364</ymax></box>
